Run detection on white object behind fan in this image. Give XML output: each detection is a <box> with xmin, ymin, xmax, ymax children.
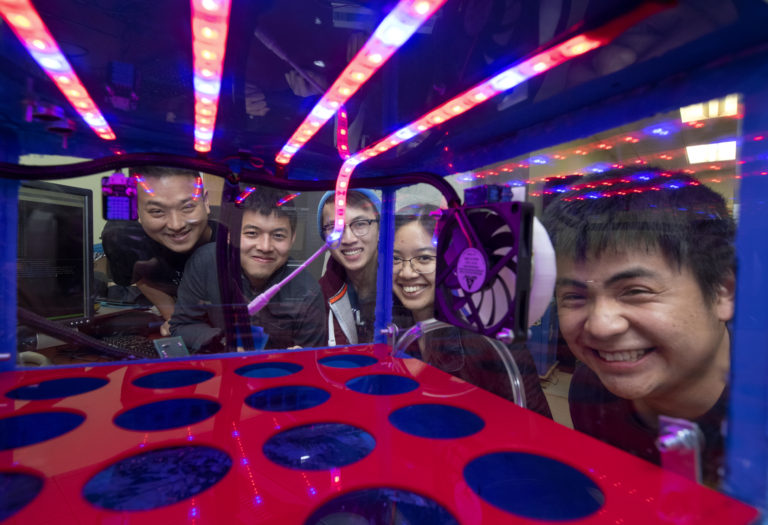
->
<box><xmin>528</xmin><ymin>217</ymin><xmax>556</xmax><ymax>326</ymax></box>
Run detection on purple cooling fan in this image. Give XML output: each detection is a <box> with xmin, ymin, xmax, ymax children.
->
<box><xmin>433</xmin><ymin>202</ymin><xmax>533</xmax><ymax>340</ymax></box>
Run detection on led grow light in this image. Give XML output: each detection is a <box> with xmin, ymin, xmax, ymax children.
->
<box><xmin>325</xmin><ymin>2</ymin><xmax>667</xmax><ymax>242</ymax></box>
<box><xmin>0</xmin><ymin>0</ymin><xmax>115</xmax><ymax>140</ymax></box>
<box><xmin>275</xmin><ymin>0</ymin><xmax>446</xmax><ymax>165</ymax></box>
<box><xmin>326</xmin><ymin>35</ymin><xmax>606</xmax><ymax>241</ymax></box>
<box><xmin>336</xmin><ymin>108</ymin><xmax>351</xmax><ymax>160</ymax></box>
<box><xmin>191</xmin><ymin>0</ymin><xmax>232</xmax><ymax>153</ymax></box>
<box><xmin>247</xmin><ymin>2</ymin><xmax>667</xmax><ymax>317</ymax></box>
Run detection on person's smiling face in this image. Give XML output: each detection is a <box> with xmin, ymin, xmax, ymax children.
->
<box><xmin>137</xmin><ymin>174</ymin><xmax>210</xmax><ymax>253</ymax></box>
<box><xmin>322</xmin><ymin>202</ymin><xmax>379</xmax><ymax>276</ymax></box>
<box><xmin>240</xmin><ymin>210</ymin><xmax>295</xmax><ymax>288</ymax></box>
<box><xmin>555</xmin><ymin>248</ymin><xmax>734</xmax><ymax>407</ymax></box>
<box><xmin>393</xmin><ymin>221</ymin><xmax>437</xmax><ymax>322</ymax></box>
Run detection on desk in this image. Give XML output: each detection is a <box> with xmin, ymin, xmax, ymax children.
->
<box><xmin>33</xmin><ymin>343</ymin><xmax>128</xmax><ymax>366</ymax></box>
<box><xmin>0</xmin><ymin>345</ymin><xmax>758</xmax><ymax>524</ymax></box>
<box><xmin>20</xmin><ymin>306</ymin><xmax>165</xmax><ymax>366</ymax></box>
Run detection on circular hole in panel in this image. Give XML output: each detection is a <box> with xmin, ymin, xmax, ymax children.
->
<box><xmin>82</xmin><ymin>445</ymin><xmax>232</xmax><ymax>511</ymax></box>
<box><xmin>389</xmin><ymin>404</ymin><xmax>484</xmax><ymax>439</ymax></box>
<box><xmin>263</xmin><ymin>422</ymin><xmax>375</xmax><ymax>470</ymax></box>
<box><xmin>235</xmin><ymin>361</ymin><xmax>302</xmax><ymax>378</ymax></box>
<box><xmin>245</xmin><ymin>386</ymin><xmax>330</xmax><ymax>412</ymax></box>
<box><xmin>0</xmin><ymin>412</ymin><xmax>84</xmax><ymax>450</ymax></box>
<box><xmin>318</xmin><ymin>354</ymin><xmax>377</xmax><ymax>368</ymax></box>
<box><xmin>133</xmin><ymin>369</ymin><xmax>215</xmax><ymax>389</ymax></box>
<box><xmin>6</xmin><ymin>377</ymin><xmax>108</xmax><ymax>400</ymax></box>
<box><xmin>463</xmin><ymin>452</ymin><xmax>605</xmax><ymax>520</ymax></box>
<box><xmin>304</xmin><ymin>487</ymin><xmax>459</xmax><ymax>525</ymax></box>
<box><xmin>345</xmin><ymin>374</ymin><xmax>418</xmax><ymax>396</ymax></box>
<box><xmin>0</xmin><ymin>472</ymin><xmax>44</xmax><ymax>521</ymax></box>
<box><xmin>114</xmin><ymin>398</ymin><xmax>220</xmax><ymax>431</ymax></box>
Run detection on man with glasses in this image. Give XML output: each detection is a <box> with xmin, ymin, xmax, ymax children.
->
<box><xmin>317</xmin><ymin>189</ymin><xmax>381</xmax><ymax>345</ymax></box>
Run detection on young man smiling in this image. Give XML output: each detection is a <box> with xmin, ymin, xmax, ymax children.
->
<box><xmin>102</xmin><ymin>166</ymin><xmax>215</xmax><ymax>335</ymax></box>
<box><xmin>170</xmin><ymin>187</ymin><xmax>326</xmax><ymax>352</ymax></box>
<box><xmin>543</xmin><ymin>168</ymin><xmax>736</xmax><ymax>485</ymax></box>
<box><xmin>317</xmin><ymin>189</ymin><xmax>381</xmax><ymax>345</ymax></box>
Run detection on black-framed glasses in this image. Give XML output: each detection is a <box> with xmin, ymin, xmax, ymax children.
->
<box><xmin>393</xmin><ymin>255</ymin><xmax>437</xmax><ymax>274</ymax></box>
<box><xmin>322</xmin><ymin>219</ymin><xmax>378</xmax><ymax>238</ymax></box>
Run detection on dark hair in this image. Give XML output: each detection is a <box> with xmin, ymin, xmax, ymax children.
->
<box><xmin>542</xmin><ymin>167</ymin><xmax>736</xmax><ymax>301</ymax></box>
<box><xmin>395</xmin><ymin>204</ymin><xmax>441</xmax><ymax>238</ymax></box>
<box><xmin>239</xmin><ymin>186</ymin><xmax>298</xmax><ymax>234</ymax></box>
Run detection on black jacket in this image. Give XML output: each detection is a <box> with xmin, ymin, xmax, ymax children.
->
<box><xmin>101</xmin><ymin>219</ymin><xmax>218</xmax><ymax>297</ymax></box>
<box><xmin>170</xmin><ymin>243</ymin><xmax>327</xmax><ymax>352</ymax></box>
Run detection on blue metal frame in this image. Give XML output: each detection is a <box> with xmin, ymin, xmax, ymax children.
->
<box><xmin>373</xmin><ymin>187</ymin><xmax>396</xmax><ymax>343</ymax></box>
<box><xmin>726</xmin><ymin>82</ymin><xmax>768</xmax><ymax>513</ymax></box>
<box><xmin>0</xmin><ymin>179</ymin><xmax>18</xmax><ymax>372</ymax></box>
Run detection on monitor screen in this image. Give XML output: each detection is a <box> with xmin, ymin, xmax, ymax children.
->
<box><xmin>17</xmin><ymin>180</ymin><xmax>93</xmax><ymax>326</ymax></box>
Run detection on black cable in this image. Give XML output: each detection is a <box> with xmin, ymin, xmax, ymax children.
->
<box><xmin>17</xmin><ymin>307</ymin><xmax>140</xmax><ymax>360</ymax></box>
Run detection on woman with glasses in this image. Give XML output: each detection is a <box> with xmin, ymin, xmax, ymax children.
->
<box><xmin>392</xmin><ymin>204</ymin><xmax>440</xmax><ymax>324</ymax></box>
<box><xmin>317</xmin><ymin>189</ymin><xmax>381</xmax><ymax>345</ymax></box>
<box><xmin>392</xmin><ymin>204</ymin><xmax>552</xmax><ymax>418</ymax></box>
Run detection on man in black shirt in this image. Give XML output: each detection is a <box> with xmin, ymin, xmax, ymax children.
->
<box><xmin>170</xmin><ymin>187</ymin><xmax>326</xmax><ymax>352</ymax></box>
<box><xmin>543</xmin><ymin>168</ymin><xmax>736</xmax><ymax>486</ymax></box>
<box><xmin>101</xmin><ymin>166</ymin><xmax>214</xmax><ymax>336</ymax></box>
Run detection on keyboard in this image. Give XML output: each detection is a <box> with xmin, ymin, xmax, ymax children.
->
<box><xmin>101</xmin><ymin>334</ymin><xmax>159</xmax><ymax>358</ymax></box>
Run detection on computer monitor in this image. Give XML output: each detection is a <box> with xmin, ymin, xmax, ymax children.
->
<box><xmin>17</xmin><ymin>180</ymin><xmax>94</xmax><ymax>327</ymax></box>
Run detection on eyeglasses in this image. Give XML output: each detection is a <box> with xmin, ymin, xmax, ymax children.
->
<box><xmin>393</xmin><ymin>254</ymin><xmax>437</xmax><ymax>274</ymax></box>
<box><xmin>322</xmin><ymin>219</ymin><xmax>378</xmax><ymax>238</ymax></box>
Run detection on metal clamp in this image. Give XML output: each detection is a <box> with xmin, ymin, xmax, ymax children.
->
<box><xmin>380</xmin><ymin>323</ymin><xmax>400</xmax><ymax>349</ymax></box>
<box><xmin>655</xmin><ymin>415</ymin><xmax>704</xmax><ymax>483</ymax></box>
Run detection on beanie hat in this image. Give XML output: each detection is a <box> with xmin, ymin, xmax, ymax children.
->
<box><xmin>316</xmin><ymin>189</ymin><xmax>382</xmax><ymax>239</ymax></box>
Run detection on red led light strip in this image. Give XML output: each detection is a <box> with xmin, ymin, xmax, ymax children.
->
<box><xmin>0</xmin><ymin>0</ymin><xmax>115</xmax><ymax>140</ymax></box>
<box><xmin>326</xmin><ymin>4</ymin><xmax>667</xmax><ymax>242</ymax></box>
<box><xmin>190</xmin><ymin>0</ymin><xmax>232</xmax><ymax>153</ymax></box>
<box><xmin>560</xmin><ymin>178</ymin><xmax>701</xmax><ymax>202</ymax></box>
<box><xmin>465</xmin><ymin>137</ymin><xmax>746</xmax><ymax>185</ymax></box>
<box><xmin>275</xmin><ymin>0</ymin><xmax>446</xmax><ymax>165</ymax></box>
<box><xmin>336</xmin><ymin>107</ymin><xmax>351</xmax><ymax>160</ymax></box>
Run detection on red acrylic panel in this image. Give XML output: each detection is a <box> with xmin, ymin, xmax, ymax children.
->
<box><xmin>0</xmin><ymin>344</ymin><xmax>758</xmax><ymax>524</ymax></box>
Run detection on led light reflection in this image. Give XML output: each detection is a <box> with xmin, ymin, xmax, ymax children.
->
<box><xmin>236</xmin><ymin>186</ymin><xmax>257</xmax><ymax>204</ymax></box>
<box><xmin>277</xmin><ymin>193</ymin><xmax>300</xmax><ymax>207</ymax></box>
